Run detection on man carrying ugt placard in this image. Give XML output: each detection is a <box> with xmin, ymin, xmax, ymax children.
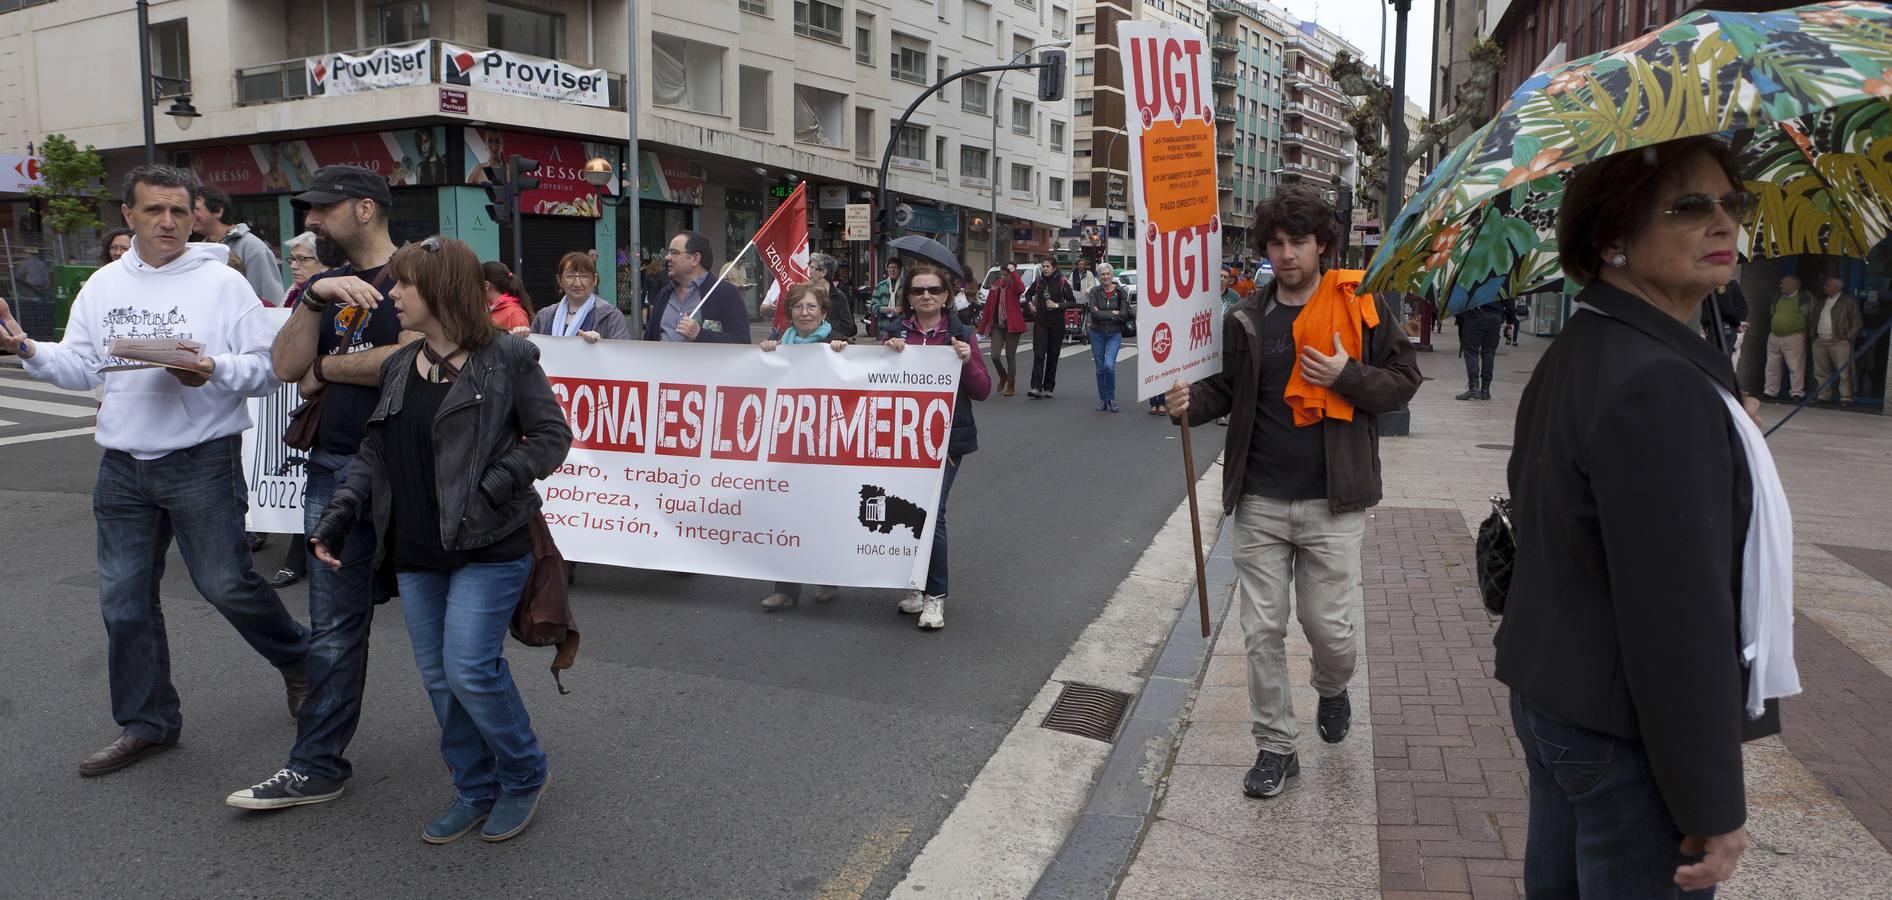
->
<box><xmin>1166</xmin><ymin>188</ymin><xmax>1420</xmax><ymax>800</ymax></box>
<box><xmin>225</xmin><ymin>165</ymin><xmax>422</xmax><ymax>811</ymax></box>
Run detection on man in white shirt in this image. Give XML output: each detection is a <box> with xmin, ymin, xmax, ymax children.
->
<box><xmin>1811</xmin><ymin>276</ymin><xmax>1863</xmax><ymax>408</ymax></box>
<box><xmin>0</xmin><ymin>165</ymin><xmax>308</xmax><ymax>777</ymax></box>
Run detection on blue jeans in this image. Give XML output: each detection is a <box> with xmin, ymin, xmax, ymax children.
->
<box><xmin>1511</xmin><ymin>693</ymin><xmax>1715</xmax><ymax>899</ymax></box>
<box><xmin>398</xmin><ymin>554</ymin><xmax>545</xmax><ymax>806</ymax></box>
<box><xmin>93</xmin><ymin>436</ymin><xmax>309</xmax><ymax>744</ymax></box>
<box><xmin>286</xmin><ymin>454</ymin><xmax>378</xmax><ymax>781</ymax></box>
<box><xmin>924</xmin><ymin>456</ymin><xmax>961</xmax><ymax>597</ymax></box>
<box><xmin>1088</xmin><ymin>329</ymin><xmax>1123</xmax><ymax>403</ymax></box>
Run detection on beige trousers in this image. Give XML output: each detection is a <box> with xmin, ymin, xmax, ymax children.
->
<box><xmin>1812</xmin><ymin>337</ymin><xmax>1854</xmax><ymax>402</ymax></box>
<box><xmin>1764</xmin><ymin>332</ymin><xmax>1807</xmax><ymax>398</ymax></box>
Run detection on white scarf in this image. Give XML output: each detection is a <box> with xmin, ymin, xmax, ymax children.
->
<box><xmin>1714</xmin><ymin>386</ymin><xmax>1802</xmax><ymax>718</ymax></box>
<box><xmin>552</xmin><ymin>294</ymin><xmax>599</xmax><ymax>337</ymax></box>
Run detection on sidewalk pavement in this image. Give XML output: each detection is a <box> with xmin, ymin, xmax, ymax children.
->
<box><xmin>1115</xmin><ymin>327</ymin><xmax>1892</xmax><ymax>899</ymax></box>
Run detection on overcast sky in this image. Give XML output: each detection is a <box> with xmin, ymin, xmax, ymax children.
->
<box><xmin>1275</xmin><ymin>0</ymin><xmax>1441</xmax><ymax>113</ymax></box>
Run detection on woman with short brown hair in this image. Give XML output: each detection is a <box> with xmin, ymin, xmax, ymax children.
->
<box><xmin>309</xmin><ymin>235</ymin><xmax>573</xmax><ymax>844</ymax></box>
<box><xmin>529</xmin><ymin>249</ymin><xmax>631</xmax><ymax>342</ymax></box>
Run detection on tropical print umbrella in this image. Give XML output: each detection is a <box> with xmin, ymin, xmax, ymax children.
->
<box><xmin>1363</xmin><ymin>0</ymin><xmax>1892</xmax><ymax>316</ymax></box>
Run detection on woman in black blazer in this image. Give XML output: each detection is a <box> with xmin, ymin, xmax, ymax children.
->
<box><xmin>1499</xmin><ymin>136</ymin><xmax>1798</xmax><ymax>897</ymax></box>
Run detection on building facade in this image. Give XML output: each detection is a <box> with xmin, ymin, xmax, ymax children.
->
<box><xmin>0</xmin><ymin>0</ymin><xmax>1074</xmax><ymax>309</ymax></box>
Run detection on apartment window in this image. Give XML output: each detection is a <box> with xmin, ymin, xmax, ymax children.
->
<box><xmin>856</xmin><ymin>107</ymin><xmax>875</xmax><ymax>158</ymax></box>
<box><xmin>961</xmin><ymin>146</ymin><xmax>990</xmax><ymax>180</ymax></box>
<box><xmin>936</xmin><ymin>137</ymin><xmax>949</xmax><ymax>171</ymax></box>
<box><xmin>963</xmin><ymin>76</ymin><xmax>990</xmax><ymax>115</ymax></box>
<box><xmin>1010</xmin><ymin>163</ymin><xmax>1033</xmax><ymax>194</ymax></box>
<box><xmin>796</xmin><ymin>0</ymin><xmax>846</xmax><ymax>44</ymax></box>
<box><xmin>966</xmin><ymin>0</ymin><xmax>992</xmax><ymax>41</ymax></box>
<box><xmin>1011</xmin><ymin>98</ymin><xmax>1033</xmax><ymax>135</ymax></box>
<box><xmin>1073</xmin><ymin>178</ymin><xmax>1090</xmax><ymax>197</ymax></box>
<box><xmin>1074</xmin><ymin>97</ymin><xmax>1093</xmax><ymax>116</ymax></box>
<box><xmin>856</xmin><ymin>13</ymin><xmax>875</xmax><ymax>65</ymax></box>
<box><xmin>740</xmin><ymin>67</ymin><xmax>771</xmax><ymax>131</ymax></box>
<box><xmin>149</xmin><ymin>19</ymin><xmax>191</xmax><ymax>96</ymax></box>
<box><xmin>488</xmin><ymin>2</ymin><xmax>559</xmax><ymax>58</ymax></box>
<box><xmin>1076</xmin><ymin>56</ymin><xmax>1094</xmax><ymax>76</ymax></box>
<box><xmin>377</xmin><ymin>2</ymin><xmax>431</xmax><ymax>44</ymax></box>
<box><xmin>892</xmin><ymin>34</ymin><xmax>930</xmax><ymax>84</ymax></box>
<box><xmin>740</xmin><ymin>0</ymin><xmax>769</xmax><ymax>15</ymax></box>
<box><xmin>937</xmin><ymin>56</ymin><xmax>950</xmax><ymax>100</ymax></box>
<box><xmin>794</xmin><ymin>84</ymin><xmax>845</xmax><ymax>145</ymax></box>
<box><xmin>1017</xmin><ymin>0</ymin><xmax>1037</xmax><ymax>11</ymax></box>
<box><xmin>1076</xmin><ymin>20</ymin><xmax>1094</xmax><ymax>35</ymax></box>
<box><xmin>1052</xmin><ymin>5</ymin><xmax>1069</xmax><ymax>37</ymax></box>
<box><xmin>1050</xmin><ymin>120</ymin><xmax>1065</xmax><ymax>151</ymax></box>
<box><xmin>652</xmin><ymin>34</ymin><xmax>725</xmax><ymax>114</ymax></box>
<box><xmin>1014</xmin><ymin>35</ymin><xmax>1034</xmax><ymax>60</ymax></box>
<box><xmin>1049</xmin><ymin>177</ymin><xmax>1065</xmax><ymax>204</ymax></box>
<box><xmin>892</xmin><ymin>124</ymin><xmax>929</xmax><ymax>163</ymax></box>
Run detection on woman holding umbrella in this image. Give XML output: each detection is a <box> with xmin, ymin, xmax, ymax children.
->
<box><xmin>1495</xmin><ymin>135</ymin><xmax>1801</xmax><ymax>897</ymax></box>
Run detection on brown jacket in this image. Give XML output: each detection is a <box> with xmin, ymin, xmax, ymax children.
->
<box><xmin>1180</xmin><ymin>279</ymin><xmax>1422</xmax><ymax>514</ymax></box>
<box><xmin>1811</xmin><ymin>291</ymin><xmax>1863</xmax><ymax>342</ymax></box>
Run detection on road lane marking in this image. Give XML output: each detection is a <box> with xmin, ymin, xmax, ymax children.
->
<box><xmin>0</xmin><ymin>418</ymin><xmax>13</xmax><ymax>427</ymax></box>
<box><xmin>0</xmin><ymin>426</ymin><xmax>96</xmax><ymax>447</ymax></box>
<box><xmin>0</xmin><ymin>394</ymin><xmax>96</xmax><ymax>418</ymax></box>
<box><xmin>0</xmin><ymin>376</ymin><xmax>98</xmax><ymax>399</ymax></box>
<box><xmin>817</xmin><ymin>816</ymin><xmax>913</xmax><ymax>900</ymax></box>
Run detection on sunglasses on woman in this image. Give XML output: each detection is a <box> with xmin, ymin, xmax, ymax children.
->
<box><xmin>1662</xmin><ymin>190</ymin><xmax>1758</xmax><ymax>227</ymax></box>
<box><xmin>908</xmin><ymin>284</ymin><xmax>948</xmax><ymax>296</ymax></box>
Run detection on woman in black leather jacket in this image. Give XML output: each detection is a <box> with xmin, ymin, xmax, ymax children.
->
<box><xmin>309</xmin><ymin>236</ymin><xmax>572</xmax><ymax>845</ymax></box>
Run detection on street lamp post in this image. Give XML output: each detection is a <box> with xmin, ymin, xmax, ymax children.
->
<box><xmin>1100</xmin><ymin>128</ymin><xmax>1127</xmax><ymax>269</ymax></box>
<box><xmin>990</xmin><ymin>40</ymin><xmax>1072</xmax><ymax>271</ymax></box>
<box><xmin>136</xmin><ymin>0</ymin><xmax>202</xmax><ymax>165</ymax></box>
<box><xmin>1385</xmin><ymin>0</ymin><xmax>1414</xmax><ymax>220</ymax></box>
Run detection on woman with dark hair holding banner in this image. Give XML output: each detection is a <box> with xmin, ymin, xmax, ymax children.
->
<box><xmin>755</xmin><ymin>282</ymin><xmax>851</xmax><ymax>611</ymax></box>
<box><xmin>881</xmin><ymin>263</ymin><xmax>992</xmax><ymax>630</ymax></box>
<box><xmin>308</xmin><ymin>235</ymin><xmax>572</xmax><ymax>844</ymax></box>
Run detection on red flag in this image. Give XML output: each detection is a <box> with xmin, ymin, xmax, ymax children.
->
<box><xmin>753</xmin><ymin>182</ymin><xmax>810</xmax><ymax>333</ymax></box>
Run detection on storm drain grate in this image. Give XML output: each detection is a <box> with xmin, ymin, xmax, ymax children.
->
<box><xmin>1041</xmin><ymin>682</ymin><xmax>1134</xmax><ymax>743</ymax></box>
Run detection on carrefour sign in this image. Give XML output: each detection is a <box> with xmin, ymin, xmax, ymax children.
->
<box><xmin>0</xmin><ymin>154</ymin><xmax>43</xmax><ymax>194</ymax></box>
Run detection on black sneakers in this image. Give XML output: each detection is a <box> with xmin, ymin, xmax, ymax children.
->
<box><xmin>1318</xmin><ymin>690</ymin><xmax>1353</xmax><ymax>744</ymax></box>
<box><xmin>225</xmin><ymin>768</ymin><xmax>345</xmax><ymax>810</ymax></box>
<box><xmin>1242</xmin><ymin>750</ymin><xmax>1300</xmax><ymax>798</ymax></box>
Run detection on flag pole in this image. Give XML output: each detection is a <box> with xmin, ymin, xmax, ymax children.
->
<box><xmin>1178</xmin><ymin>419</ymin><xmax>1212</xmax><ymax>638</ymax></box>
<box><xmin>690</xmin><ymin>239</ymin><xmax>754</xmax><ymax>318</ymax></box>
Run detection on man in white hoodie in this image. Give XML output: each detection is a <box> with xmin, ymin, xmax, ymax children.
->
<box><xmin>0</xmin><ymin>164</ymin><xmax>310</xmax><ymax>777</ymax></box>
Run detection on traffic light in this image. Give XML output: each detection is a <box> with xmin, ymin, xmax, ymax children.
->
<box><xmin>1037</xmin><ymin>48</ymin><xmax>1067</xmax><ymax>103</ymax></box>
<box><xmin>482</xmin><ymin>164</ymin><xmax>512</xmax><ymax>226</ymax></box>
<box><xmin>510</xmin><ymin>155</ymin><xmax>541</xmax><ymax>193</ymax></box>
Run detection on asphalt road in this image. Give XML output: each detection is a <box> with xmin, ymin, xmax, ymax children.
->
<box><xmin>0</xmin><ymin>341</ymin><xmax>1212</xmax><ymax>899</ymax></box>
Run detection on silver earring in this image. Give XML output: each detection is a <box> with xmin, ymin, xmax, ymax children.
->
<box><xmin>1609</xmin><ymin>253</ymin><xmax>1628</xmax><ymax>268</ymax></box>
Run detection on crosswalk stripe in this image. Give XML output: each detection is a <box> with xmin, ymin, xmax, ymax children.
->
<box><xmin>0</xmin><ymin>426</ymin><xmax>95</xmax><ymax>447</ymax></box>
<box><xmin>0</xmin><ymin>376</ymin><xmax>99</xmax><ymax>399</ymax></box>
<box><xmin>0</xmin><ymin>394</ymin><xmax>96</xmax><ymax>418</ymax></box>
<box><xmin>0</xmin><ymin>418</ymin><xmax>14</xmax><ymax>427</ymax></box>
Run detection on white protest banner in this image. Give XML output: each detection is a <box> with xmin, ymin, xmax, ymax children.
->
<box><xmin>306</xmin><ymin>41</ymin><xmax>431</xmax><ymax>97</ymax></box>
<box><xmin>1121</xmin><ymin>23</ymin><xmax>1225</xmax><ymax>400</ymax></box>
<box><xmin>440</xmin><ymin>43</ymin><xmax>609</xmax><ymax>108</ymax></box>
<box><xmin>242</xmin><ymin>309</ymin><xmax>307</xmax><ymax>533</ymax></box>
<box><xmin>532</xmin><ymin>338</ymin><xmax>961</xmax><ymax>589</ymax></box>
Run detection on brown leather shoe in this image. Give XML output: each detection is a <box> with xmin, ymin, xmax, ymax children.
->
<box><xmin>283</xmin><ymin>666</ymin><xmax>309</xmax><ymax>720</ymax></box>
<box><xmin>79</xmin><ymin>734</ymin><xmax>173</xmax><ymax>777</ymax></box>
<box><xmin>1003</xmin><ymin>377</ymin><xmax>1016</xmax><ymax>397</ymax></box>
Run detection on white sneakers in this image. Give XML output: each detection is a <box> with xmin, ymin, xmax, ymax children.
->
<box><xmin>918</xmin><ymin>595</ymin><xmax>945</xmax><ymax>630</ymax></box>
<box><xmin>899</xmin><ymin>591</ymin><xmax>947</xmax><ymax>629</ymax></box>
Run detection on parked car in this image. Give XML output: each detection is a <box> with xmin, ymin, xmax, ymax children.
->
<box><xmin>977</xmin><ymin>264</ymin><xmax>1041</xmax><ymax>306</ymax></box>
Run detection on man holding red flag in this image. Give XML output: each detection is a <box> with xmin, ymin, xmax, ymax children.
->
<box><xmin>641</xmin><ymin>229</ymin><xmax>753</xmax><ymax>344</ymax></box>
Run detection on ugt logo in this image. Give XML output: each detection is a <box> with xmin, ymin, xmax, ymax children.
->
<box><xmin>1188</xmin><ymin>310</ymin><xmax>1213</xmax><ymax>350</ymax></box>
<box><xmin>1150</xmin><ymin>323</ymin><xmax>1173</xmax><ymax>363</ymax></box>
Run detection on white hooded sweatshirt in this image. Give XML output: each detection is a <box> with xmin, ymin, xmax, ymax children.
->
<box><xmin>22</xmin><ymin>239</ymin><xmax>280</xmax><ymax>459</ymax></box>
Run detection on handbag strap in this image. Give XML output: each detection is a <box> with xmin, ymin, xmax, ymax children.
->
<box><xmin>324</xmin><ymin>268</ymin><xmax>393</xmax><ymax>356</ymax></box>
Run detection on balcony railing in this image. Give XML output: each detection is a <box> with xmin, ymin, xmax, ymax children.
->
<box><xmin>1211</xmin><ymin>68</ymin><xmax>1238</xmax><ymax>89</ymax></box>
<box><xmin>1216</xmin><ymin>142</ymin><xmax>1236</xmax><ymax>158</ymax></box>
<box><xmin>1211</xmin><ymin>36</ymin><xmax>1240</xmax><ymax>55</ymax></box>
<box><xmin>1286</xmin><ymin>101</ymin><xmax>1343</xmax><ymax>126</ymax></box>
<box><xmin>1217</xmin><ymin>177</ymin><xmax>1235</xmax><ymax>192</ymax></box>
<box><xmin>1209</xmin><ymin>0</ymin><xmax>1243</xmax><ymax>19</ymax></box>
<box><xmin>1294</xmin><ymin>78</ymin><xmax>1349</xmax><ymax>103</ymax></box>
<box><xmin>1287</xmin><ymin>38</ymin><xmax>1332</xmax><ymax>62</ymax></box>
<box><xmin>236</xmin><ymin>39</ymin><xmax>627</xmax><ymax>110</ymax></box>
<box><xmin>1213</xmin><ymin>104</ymin><xmax>1237</xmax><ymax>122</ymax></box>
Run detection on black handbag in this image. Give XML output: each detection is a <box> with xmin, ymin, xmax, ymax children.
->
<box><xmin>1475</xmin><ymin>496</ymin><xmax>1516</xmax><ymax>616</ymax></box>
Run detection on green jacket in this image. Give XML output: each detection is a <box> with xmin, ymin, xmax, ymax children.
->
<box><xmin>1768</xmin><ymin>289</ymin><xmax>1815</xmax><ymax>336</ymax></box>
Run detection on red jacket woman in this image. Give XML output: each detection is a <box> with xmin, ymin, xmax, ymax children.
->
<box><xmin>978</xmin><ymin>266</ymin><xmax>1028</xmax><ymax>396</ymax></box>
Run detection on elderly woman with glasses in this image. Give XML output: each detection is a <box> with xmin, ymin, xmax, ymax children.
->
<box><xmin>880</xmin><ymin>263</ymin><xmax>992</xmax><ymax>630</ymax></box>
<box><xmin>527</xmin><ymin>251</ymin><xmax>632</xmax><ymax>342</ymax></box>
<box><xmin>755</xmin><ymin>282</ymin><xmax>852</xmax><ymax>611</ymax></box>
<box><xmin>1499</xmin><ymin>136</ymin><xmax>1795</xmax><ymax>896</ymax></box>
<box><xmin>279</xmin><ymin>231</ymin><xmax>323</xmax><ymax>309</ymax></box>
